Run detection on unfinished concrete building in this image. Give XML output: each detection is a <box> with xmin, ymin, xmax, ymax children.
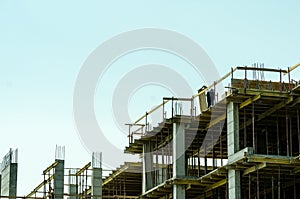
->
<box><xmin>124</xmin><ymin>64</ymin><xmax>300</xmax><ymax>198</ymax></box>
<box><xmin>1</xmin><ymin>64</ymin><xmax>300</xmax><ymax>199</ymax></box>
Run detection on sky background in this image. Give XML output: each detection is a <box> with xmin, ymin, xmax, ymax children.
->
<box><xmin>1</xmin><ymin>0</ymin><xmax>300</xmax><ymax>195</ymax></box>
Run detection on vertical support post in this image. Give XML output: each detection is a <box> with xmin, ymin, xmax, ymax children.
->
<box><xmin>244</xmin><ymin>108</ymin><xmax>247</xmax><ymax>148</ymax></box>
<box><xmin>290</xmin><ymin>116</ymin><xmax>293</xmax><ymax>156</ymax></box>
<box><xmin>266</xmin><ymin>128</ymin><xmax>269</xmax><ymax>155</ymax></box>
<box><xmin>142</xmin><ymin>141</ymin><xmax>154</xmax><ymax>193</ymax></box>
<box><xmin>248</xmin><ymin>175</ymin><xmax>251</xmax><ymax>199</ymax></box>
<box><xmin>54</xmin><ymin>159</ymin><xmax>64</xmax><ymax>199</ymax></box>
<box><xmin>252</xmin><ymin>103</ymin><xmax>256</xmax><ymax>153</ymax></box>
<box><xmin>286</xmin><ymin>109</ymin><xmax>290</xmax><ymax>156</ymax></box>
<box><xmin>272</xmin><ymin>175</ymin><xmax>275</xmax><ymax>199</ymax></box>
<box><xmin>278</xmin><ymin>167</ymin><xmax>281</xmax><ymax>199</ymax></box>
<box><xmin>244</xmin><ymin>66</ymin><xmax>247</xmax><ymax>93</ymax></box>
<box><xmin>173</xmin><ymin>122</ymin><xmax>186</xmax><ymax>199</ymax></box>
<box><xmin>0</xmin><ymin>149</ymin><xmax>18</xmax><ymax>199</ymax></box>
<box><xmin>204</xmin><ymin>144</ymin><xmax>207</xmax><ymax>175</ymax></box>
<box><xmin>294</xmin><ymin>173</ymin><xmax>296</xmax><ymax>199</ymax></box>
<box><xmin>220</xmin><ymin>124</ymin><xmax>223</xmax><ymax>166</ymax></box>
<box><xmin>0</xmin><ymin>174</ymin><xmax>1</xmax><ymax>195</ymax></box>
<box><xmin>288</xmin><ymin>67</ymin><xmax>291</xmax><ymax>91</ymax></box>
<box><xmin>277</xmin><ymin>115</ymin><xmax>280</xmax><ymax>155</ymax></box>
<box><xmin>69</xmin><ymin>170</ymin><xmax>77</xmax><ymax>199</ymax></box>
<box><xmin>280</xmin><ymin>69</ymin><xmax>282</xmax><ymax>92</ymax></box>
<box><xmin>171</xmin><ymin>97</ymin><xmax>174</xmax><ymax>118</ymax></box>
<box><xmin>197</xmin><ymin>135</ymin><xmax>201</xmax><ymax>177</ymax></box>
<box><xmin>161</xmin><ymin>131</ymin><xmax>165</xmax><ymax>182</ymax></box>
<box><xmin>163</xmin><ymin>99</ymin><xmax>165</xmax><ymax>120</ymax></box>
<box><xmin>298</xmin><ymin>109</ymin><xmax>300</xmax><ymax>154</ymax></box>
<box><xmin>257</xmin><ymin>169</ymin><xmax>260</xmax><ymax>199</ymax></box>
<box><xmin>155</xmin><ymin>136</ymin><xmax>159</xmax><ymax>186</ymax></box>
<box><xmin>145</xmin><ymin>112</ymin><xmax>148</xmax><ymax>132</ymax></box>
<box><xmin>92</xmin><ymin>152</ymin><xmax>102</xmax><ymax>199</ymax></box>
<box><xmin>227</xmin><ymin>102</ymin><xmax>241</xmax><ymax>199</ymax></box>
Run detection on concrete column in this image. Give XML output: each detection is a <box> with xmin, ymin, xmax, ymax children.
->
<box><xmin>227</xmin><ymin>102</ymin><xmax>241</xmax><ymax>199</ymax></box>
<box><xmin>173</xmin><ymin>122</ymin><xmax>186</xmax><ymax>199</ymax></box>
<box><xmin>1</xmin><ymin>163</ymin><xmax>18</xmax><ymax>199</ymax></box>
<box><xmin>0</xmin><ymin>174</ymin><xmax>1</xmax><ymax>192</ymax></box>
<box><xmin>92</xmin><ymin>168</ymin><xmax>102</xmax><ymax>199</ymax></box>
<box><xmin>68</xmin><ymin>170</ymin><xmax>77</xmax><ymax>199</ymax></box>
<box><xmin>54</xmin><ymin>159</ymin><xmax>64</xmax><ymax>199</ymax></box>
<box><xmin>142</xmin><ymin>141</ymin><xmax>154</xmax><ymax>193</ymax></box>
<box><xmin>69</xmin><ymin>184</ymin><xmax>77</xmax><ymax>199</ymax></box>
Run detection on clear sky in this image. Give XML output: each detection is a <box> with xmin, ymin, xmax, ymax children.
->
<box><xmin>1</xmin><ymin>0</ymin><xmax>300</xmax><ymax>195</ymax></box>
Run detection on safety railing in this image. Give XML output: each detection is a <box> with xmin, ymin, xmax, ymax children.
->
<box><xmin>126</xmin><ymin>63</ymin><xmax>299</xmax><ymax>144</ymax></box>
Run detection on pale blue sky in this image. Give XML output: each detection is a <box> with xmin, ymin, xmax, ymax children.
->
<box><xmin>0</xmin><ymin>0</ymin><xmax>300</xmax><ymax>195</ymax></box>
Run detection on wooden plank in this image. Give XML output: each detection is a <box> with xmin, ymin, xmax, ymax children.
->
<box><xmin>236</xmin><ymin>66</ymin><xmax>288</xmax><ymax>73</ymax></box>
<box><xmin>205</xmin><ymin>113</ymin><xmax>226</xmax><ymax>129</ymax></box>
<box><xmin>43</xmin><ymin>161</ymin><xmax>58</xmax><ymax>174</ymax></box>
<box><xmin>132</xmin><ymin>99</ymin><xmax>170</xmax><ymax>125</ymax></box>
<box><xmin>284</xmin><ymin>62</ymin><xmax>300</xmax><ymax>76</ymax></box>
<box><xmin>238</xmin><ymin>89</ymin><xmax>290</xmax><ymax>98</ymax></box>
<box><xmin>239</xmin><ymin>94</ymin><xmax>261</xmax><ymax>109</ymax></box>
<box><xmin>247</xmin><ymin>155</ymin><xmax>297</xmax><ymax>165</ymax></box>
<box><xmin>257</xmin><ymin>96</ymin><xmax>293</xmax><ymax>121</ymax></box>
<box><xmin>204</xmin><ymin>179</ymin><xmax>227</xmax><ymax>192</ymax></box>
<box><xmin>243</xmin><ymin>162</ymin><xmax>266</xmax><ymax>176</ymax></box>
<box><xmin>74</xmin><ymin>162</ymin><xmax>91</xmax><ymax>176</ymax></box>
<box><xmin>26</xmin><ymin>174</ymin><xmax>54</xmax><ymax>197</ymax></box>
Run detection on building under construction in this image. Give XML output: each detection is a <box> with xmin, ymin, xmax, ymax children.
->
<box><xmin>1</xmin><ymin>63</ymin><xmax>300</xmax><ymax>199</ymax></box>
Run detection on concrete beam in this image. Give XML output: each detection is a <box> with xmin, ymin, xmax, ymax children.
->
<box><xmin>228</xmin><ymin>147</ymin><xmax>254</xmax><ymax>164</ymax></box>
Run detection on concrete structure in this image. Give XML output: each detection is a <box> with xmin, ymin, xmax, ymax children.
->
<box><xmin>53</xmin><ymin>159</ymin><xmax>64</xmax><ymax>199</ymax></box>
<box><xmin>0</xmin><ymin>149</ymin><xmax>18</xmax><ymax>199</ymax></box>
<box><xmin>91</xmin><ymin>152</ymin><xmax>102</xmax><ymax>199</ymax></box>
<box><xmin>227</xmin><ymin>102</ymin><xmax>241</xmax><ymax>198</ymax></box>
<box><xmin>68</xmin><ymin>170</ymin><xmax>77</xmax><ymax>199</ymax></box>
<box><xmin>172</xmin><ymin>122</ymin><xmax>186</xmax><ymax>199</ymax></box>
<box><xmin>142</xmin><ymin>141</ymin><xmax>153</xmax><ymax>193</ymax></box>
<box><xmin>124</xmin><ymin>64</ymin><xmax>300</xmax><ymax>198</ymax></box>
<box><xmin>91</xmin><ymin>168</ymin><xmax>102</xmax><ymax>199</ymax></box>
<box><xmin>3</xmin><ymin>64</ymin><xmax>300</xmax><ymax>199</ymax></box>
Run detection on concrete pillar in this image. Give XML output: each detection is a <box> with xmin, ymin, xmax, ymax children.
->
<box><xmin>91</xmin><ymin>152</ymin><xmax>102</xmax><ymax>199</ymax></box>
<box><xmin>1</xmin><ymin>163</ymin><xmax>18</xmax><ymax>199</ymax></box>
<box><xmin>142</xmin><ymin>141</ymin><xmax>154</xmax><ymax>193</ymax></box>
<box><xmin>91</xmin><ymin>168</ymin><xmax>102</xmax><ymax>199</ymax></box>
<box><xmin>173</xmin><ymin>122</ymin><xmax>186</xmax><ymax>199</ymax></box>
<box><xmin>227</xmin><ymin>102</ymin><xmax>241</xmax><ymax>199</ymax></box>
<box><xmin>69</xmin><ymin>184</ymin><xmax>77</xmax><ymax>199</ymax></box>
<box><xmin>54</xmin><ymin>159</ymin><xmax>64</xmax><ymax>199</ymax></box>
<box><xmin>68</xmin><ymin>170</ymin><xmax>77</xmax><ymax>199</ymax></box>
